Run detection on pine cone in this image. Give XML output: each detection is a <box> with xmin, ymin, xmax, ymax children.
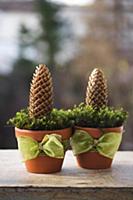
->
<box><xmin>29</xmin><ymin>64</ymin><xmax>54</xmax><ymax>118</ymax></box>
<box><xmin>85</xmin><ymin>68</ymin><xmax>108</xmax><ymax>109</ymax></box>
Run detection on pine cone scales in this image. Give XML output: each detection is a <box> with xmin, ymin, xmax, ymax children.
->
<box><xmin>29</xmin><ymin>64</ymin><xmax>53</xmax><ymax>118</ymax></box>
<box><xmin>86</xmin><ymin>68</ymin><xmax>108</xmax><ymax>108</ymax></box>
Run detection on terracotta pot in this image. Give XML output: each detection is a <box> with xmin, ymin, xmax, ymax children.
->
<box><xmin>15</xmin><ymin>127</ymin><xmax>72</xmax><ymax>174</ymax></box>
<box><xmin>75</xmin><ymin>126</ymin><xmax>123</xmax><ymax>169</ymax></box>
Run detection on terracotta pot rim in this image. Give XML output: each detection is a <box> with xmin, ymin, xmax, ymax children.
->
<box><xmin>75</xmin><ymin>125</ymin><xmax>123</xmax><ymax>130</ymax></box>
<box><xmin>15</xmin><ymin>127</ymin><xmax>71</xmax><ymax>133</ymax></box>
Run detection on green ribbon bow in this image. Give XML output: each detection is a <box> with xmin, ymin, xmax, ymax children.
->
<box><xmin>70</xmin><ymin>130</ymin><xmax>122</xmax><ymax>159</ymax></box>
<box><xmin>17</xmin><ymin>134</ymin><xmax>66</xmax><ymax>161</ymax></box>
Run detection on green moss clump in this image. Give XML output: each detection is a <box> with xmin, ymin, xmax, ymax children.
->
<box><xmin>71</xmin><ymin>103</ymin><xmax>128</xmax><ymax>128</ymax></box>
<box><xmin>8</xmin><ymin>108</ymin><xmax>73</xmax><ymax>130</ymax></box>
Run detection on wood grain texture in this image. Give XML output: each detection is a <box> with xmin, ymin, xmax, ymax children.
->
<box><xmin>0</xmin><ymin>150</ymin><xmax>133</xmax><ymax>200</ymax></box>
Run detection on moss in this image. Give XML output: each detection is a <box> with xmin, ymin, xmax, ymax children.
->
<box><xmin>8</xmin><ymin>108</ymin><xmax>73</xmax><ymax>130</ymax></box>
<box><xmin>71</xmin><ymin>103</ymin><xmax>128</xmax><ymax>128</ymax></box>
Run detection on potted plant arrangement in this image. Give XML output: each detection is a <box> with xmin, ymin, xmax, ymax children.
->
<box><xmin>8</xmin><ymin>64</ymin><xmax>72</xmax><ymax>174</ymax></box>
<box><xmin>70</xmin><ymin>68</ymin><xmax>128</xmax><ymax>169</ymax></box>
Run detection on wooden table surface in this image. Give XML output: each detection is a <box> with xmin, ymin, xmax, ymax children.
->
<box><xmin>0</xmin><ymin>150</ymin><xmax>133</xmax><ymax>200</ymax></box>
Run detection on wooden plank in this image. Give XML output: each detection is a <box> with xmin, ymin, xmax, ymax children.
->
<box><xmin>0</xmin><ymin>150</ymin><xmax>133</xmax><ymax>200</ymax></box>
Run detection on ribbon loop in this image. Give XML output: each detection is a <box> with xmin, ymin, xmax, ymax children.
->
<box><xmin>40</xmin><ymin>134</ymin><xmax>64</xmax><ymax>159</ymax></box>
<box><xmin>71</xmin><ymin>130</ymin><xmax>122</xmax><ymax>159</ymax></box>
<box><xmin>70</xmin><ymin>130</ymin><xmax>94</xmax><ymax>155</ymax></box>
<box><xmin>17</xmin><ymin>134</ymin><xmax>65</xmax><ymax>161</ymax></box>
